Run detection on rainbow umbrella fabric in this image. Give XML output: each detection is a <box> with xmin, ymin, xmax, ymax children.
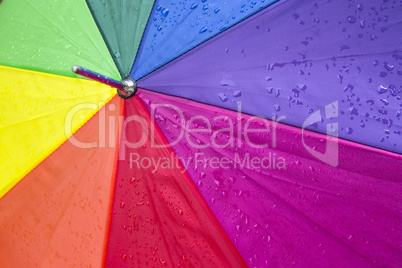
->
<box><xmin>0</xmin><ymin>0</ymin><xmax>401</xmax><ymax>267</ymax></box>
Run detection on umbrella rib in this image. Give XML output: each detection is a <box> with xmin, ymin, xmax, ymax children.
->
<box><xmin>266</xmin><ymin>50</ymin><xmax>401</xmax><ymax>69</ymax></box>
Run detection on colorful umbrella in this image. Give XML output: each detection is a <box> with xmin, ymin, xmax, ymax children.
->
<box><xmin>1</xmin><ymin>0</ymin><xmax>401</xmax><ymax>267</ymax></box>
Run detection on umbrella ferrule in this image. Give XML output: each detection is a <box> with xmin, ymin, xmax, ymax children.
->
<box><xmin>118</xmin><ymin>77</ymin><xmax>137</xmax><ymax>99</ymax></box>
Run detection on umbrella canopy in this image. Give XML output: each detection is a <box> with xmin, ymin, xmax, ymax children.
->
<box><xmin>0</xmin><ymin>0</ymin><xmax>401</xmax><ymax>267</ymax></box>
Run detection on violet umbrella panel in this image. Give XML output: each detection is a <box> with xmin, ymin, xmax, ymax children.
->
<box><xmin>0</xmin><ymin>0</ymin><xmax>401</xmax><ymax>267</ymax></box>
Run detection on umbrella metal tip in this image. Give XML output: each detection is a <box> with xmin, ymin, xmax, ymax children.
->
<box><xmin>118</xmin><ymin>77</ymin><xmax>137</xmax><ymax>99</ymax></box>
<box><xmin>71</xmin><ymin>65</ymin><xmax>80</xmax><ymax>74</ymax></box>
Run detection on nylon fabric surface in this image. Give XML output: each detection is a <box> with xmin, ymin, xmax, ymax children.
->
<box><xmin>0</xmin><ymin>96</ymin><xmax>123</xmax><ymax>268</ymax></box>
<box><xmin>131</xmin><ymin>0</ymin><xmax>278</xmax><ymax>80</ymax></box>
<box><xmin>0</xmin><ymin>0</ymin><xmax>120</xmax><ymax>80</ymax></box>
<box><xmin>138</xmin><ymin>89</ymin><xmax>402</xmax><ymax>267</ymax></box>
<box><xmin>0</xmin><ymin>65</ymin><xmax>116</xmax><ymax>198</ymax></box>
<box><xmin>86</xmin><ymin>0</ymin><xmax>155</xmax><ymax>77</ymax></box>
<box><xmin>138</xmin><ymin>0</ymin><xmax>402</xmax><ymax>154</ymax></box>
<box><xmin>106</xmin><ymin>96</ymin><xmax>246</xmax><ymax>268</ymax></box>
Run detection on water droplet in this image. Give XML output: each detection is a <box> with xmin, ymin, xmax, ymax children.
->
<box><xmin>161</xmin><ymin>8</ymin><xmax>169</xmax><ymax>16</ymax></box>
<box><xmin>222</xmin><ymin>190</ymin><xmax>228</xmax><ymax>197</ymax></box>
<box><xmin>228</xmin><ymin>176</ymin><xmax>236</xmax><ymax>183</ymax></box>
<box><xmin>275</xmin><ymin>88</ymin><xmax>282</xmax><ymax>97</ymax></box>
<box><xmin>344</xmin><ymin>84</ymin><xmax>354</xmax><ymax>92</ymax></box>
<box><xmin>295</xmin><ymin>84</ymin><xmax>307</xmax><ymax>91</ymax></box>
<box><xmin>337</xmin><ymin>75</ymin><xmax>343</xmax><ymax>84</ymax></box>
<box><xmin>219</xmin><ymin>25</ymin><xmax>227</xmax><ymax>31</ymax></box>
<box><xmin>347</xmin><ymin>16</ymin><xmax>356</xmax><ymax>23</ymax></box>
<box><xmin>389</xmin><ymin>85</ymin><xmax>397</xmax><ymax>96</ymax></box>
<box><xmin>190</xmin><ymin>3</ymin><xmax>198</xmax><ymax>9</ymax></box>
<box><xmin>199</xmin><ymin>26</ymin><xmax>208</xmax><ymax>34</ymax></box>
<box><xmin>377</xmin><ymin>85</ymin><xmax>388</xmax><ymax>94</ymax></box>
<box><xmin>218</xmin><ymin>93</ymin><xmax>228</xmax><ymax>102</ymax></box>
<box><xmin>309</xmin><ymin>166</ymin><xmax>315</xmax><ymax>174</ymax></box>
<box><xmin>348</xmin><ymin>107</ymin><xmax>359</xmax><ymax>115</ymax></box>
<box><xmin>233</xmin><ymin>90</ymin><xmax>242</xmax><ymax>97</ymax></box>
<box><xmin>379</xmin><ymin>72</ymin><xmax>387</xmax><ymax>78</ymax></box>
<box><xmin>380</xmin><ymin>99</ymin><xmax>389</xmax><ymax>105</ymax></box>
<box><xmin>346</xmin><ymin>127</ymin><xmax>354</xmax><ymax>134</ymax></box>
<box><xmin>383</xmin><ymin>62</ymin><xmax>394</xmax><ymax>71</ymax></box>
